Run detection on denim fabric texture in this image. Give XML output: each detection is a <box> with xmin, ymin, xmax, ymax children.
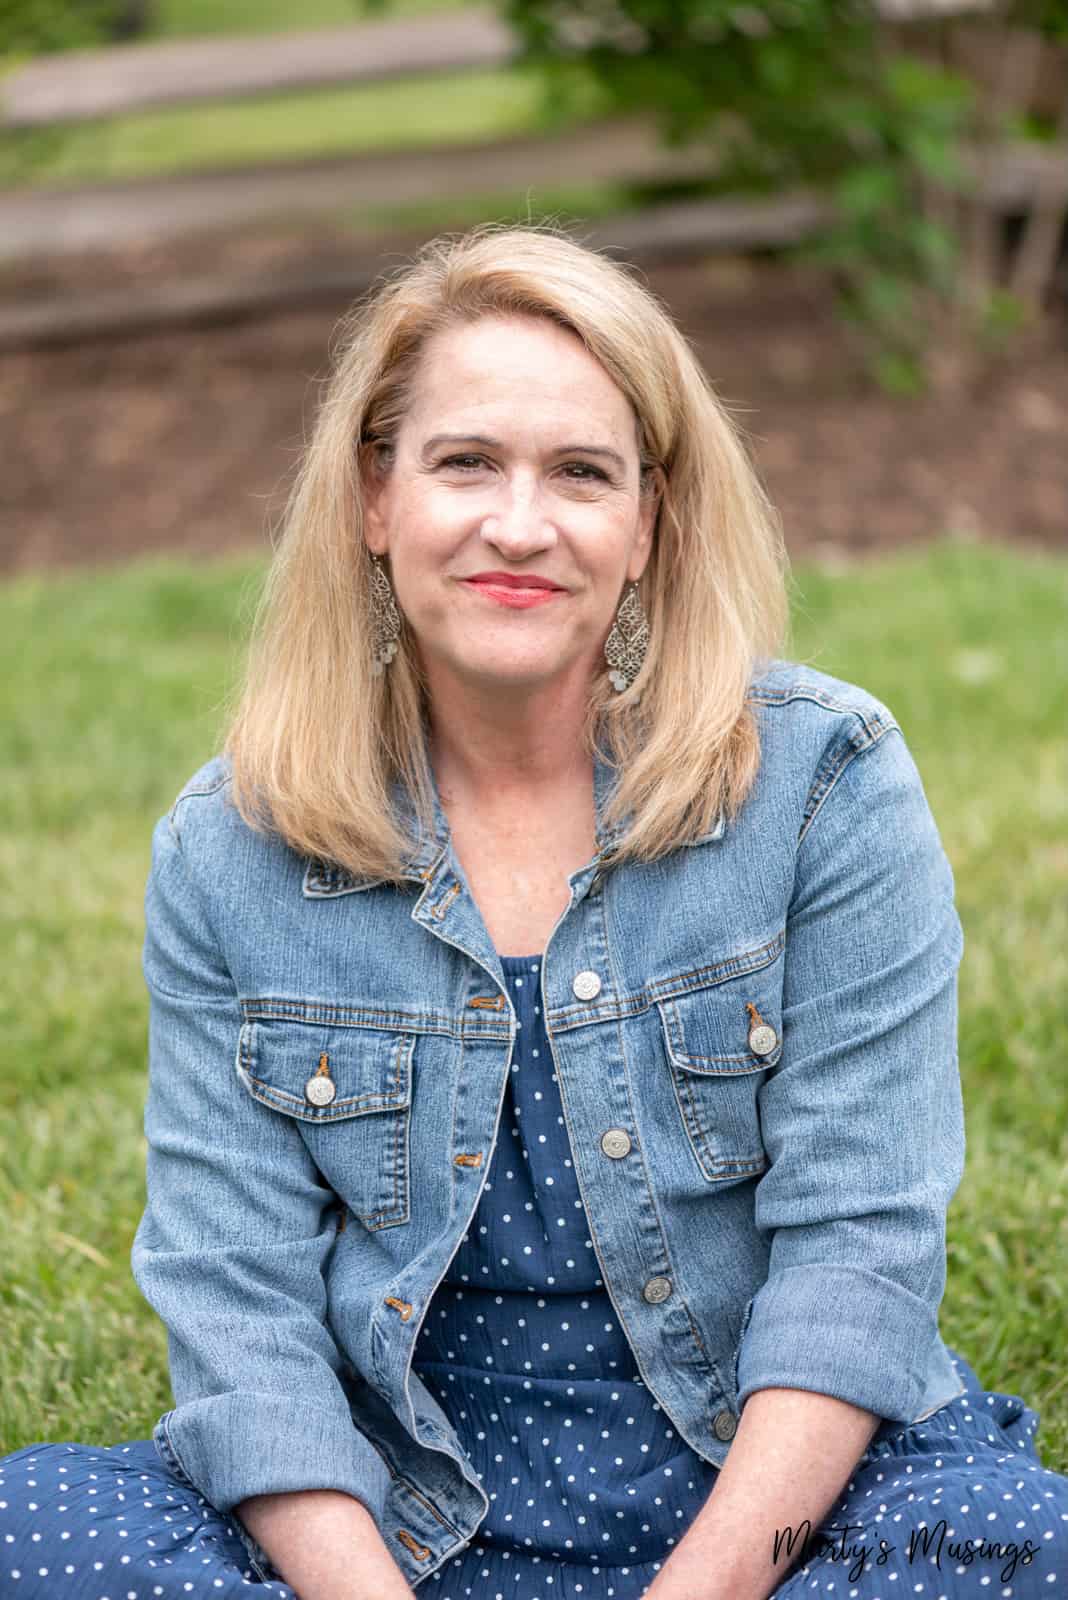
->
<box><xmin>130</xmin><ymin>657</ymin><xmax>968</xmax><ymax>1588</ymax></box>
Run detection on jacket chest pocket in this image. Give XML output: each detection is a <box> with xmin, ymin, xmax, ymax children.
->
<box><xmin>236</xmin><ymin>1016</ymin><xmax>414</xmax><ymax>1229</ymax></box>
<box><xmin>655</xmin><ymin>956</ymin><xmax>783</xmax><ymax>1183</ymax></box>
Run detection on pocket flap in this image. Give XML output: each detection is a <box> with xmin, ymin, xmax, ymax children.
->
<box><xmin>237</xmin><ymin>1017</ymin><xmax>414</xmax><ymax>1122</ymax></box>
<box><xmin>657</xmin><ymin>962</ymin><xmax>783</xmax><ymax>1076</ymax></box>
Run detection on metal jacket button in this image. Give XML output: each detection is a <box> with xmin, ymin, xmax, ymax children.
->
<box><xmin>713</xmin><ymin>1408</ymin><xmax>738</xmax><ymax>1441</ymax></box>
<box><xmin>305</xmin><ymin>1076</ymin><xmax>337</xmax><ymax>1106</ymax></box>
<box><xmin>305</xmin><ymin>1055</ymin><xmax>337</xmax><ymax>1106</ymax></box>
<box><xmin>748</xmin><ymin>1023</ymin><xmax>778</xmax><ymax>1056</ymax></box>
<box><xmin>572</xmin><ymin>969</ymin><xmax>602</xmax><ymax>1000</ymax></box>
<box><xmin>600</xmin><ymin>1128</ymin><xmax>631</xmax><ymax>1159</ymax></box>
<box><xmin>642</xmin><ymin>1275</ymin><xmax>672</xmax><ymax>1304</ymax></box>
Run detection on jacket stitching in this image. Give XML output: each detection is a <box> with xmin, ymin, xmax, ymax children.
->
<box><xmin>147</xmin><ymin>814</ymin><xmax>241</xmax><ymax>1008</ymax></box>
<box><xmin>168</xmin><ymin>772</ymin><xmax>230</xmax><ymax>826</ymax></box>
<box><xmin>798</xmin><ymin>722</ymin><xmax>900</xmax><ymax>851</ymax></box>
<box><xmin>146</xmin><ymin>975</ymin><xmax>241</xmax><ymax>1008</ymax></box>
<box><xmin>242</xmin><ymin>999</ymin><xmax>458</xmax><ymax>1032</ymax></box>
<box><xmin>657</xmin><ymin>994</ymin><xmax>782</xmax><ymax>1072</ymax></box>
<box><xmin>670</xmin><ymin>1081</ymin><xmax>768</xmax><ymax>1180</ymax></box>
<box><xmin>663</xmin><ymin>1033</ymin><xmax>768</xmax><ymax>1179</ymax></box>
<box><xmin>243</xmin><ymin>1065</ymin><xmax>411</xmax><ymax>1120</ymax></box>
<box><xmin>398</xmin><ymin>1477</ymin><xmax>464</xmax><ymax>1536</ymax></box>
<box><xmin>387</xmin><ymin>1040</ymin><xmax>412</xmax><ymax>1227</ymax></box>
<box><xmin>154</xmin><ymin>1412</ymin><xmax>200</xmax><ymax>1494</ymax></box>
<box><xmin>237</xmin><ymin>1027</ymin><xmax>412</xmax><ymax>1228</ymax></box>
<box><xmin>601</xmin><ymin>911</ymin><xmax>720</xmax><ymax>1388</ymax></box>
<box><xmin>448</xmin><ymin>1034</ymin><xmax>464</xmax><ymax>1198</ymax></box>
<box><xmin>237</xmin><ymin>935</ymin><xmax>785</xmax><ymax>1035</ymax></box>
<box><xmin>609</xmin><ymin>1002</ymin><xmax>723</xmax><ymax>1377</ymax></box>
<box><xmin>749</xmin><ymin>683</ymin><xmax>897</xmax><ymax>743</ymax></box>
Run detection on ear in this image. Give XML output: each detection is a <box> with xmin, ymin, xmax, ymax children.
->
<box><xmin>359</xmin><ymin>445</ymin><xmax>388</xmax><ymax>556</ymax></box>
<box><xmin>629</xmin><ymin>464</ymin><xmax>664</xmax><ymax>581</ymax></box>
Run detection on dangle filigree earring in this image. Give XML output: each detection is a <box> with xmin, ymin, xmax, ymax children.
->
<box><xmin>368</xmin><ymin>552</ymin><xmax>402</xmax><ymax>676</ymax></box>
<box><xmin>604</xmin><ymin>580</ymin><xmax>649</xmax><ymax>695</ymax></box>
<box><xmin>367</xmin><ymin>555</ymin><xmax>649</xmax><ymax>693</ymax></box>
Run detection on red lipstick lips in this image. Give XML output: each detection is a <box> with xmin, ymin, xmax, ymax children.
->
<box><xmin>461</xmin><ymin>573</ymin><xmax>567</xmax><ymax>609</ymax></box>
<box><xmin>465</xmin><ymin>571</ymin><xmax>563</xmax><ymax>590</ymax></box>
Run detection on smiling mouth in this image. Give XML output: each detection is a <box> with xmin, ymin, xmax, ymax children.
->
<box><xmin>461</xmin><ymin>578</ymin><xmax>566</xmax><ymax>606</ymax></box>
<box><xmin>462</xmin><ymin>575</ymin><xmax>564</xmax><ymax>592</ymax></box>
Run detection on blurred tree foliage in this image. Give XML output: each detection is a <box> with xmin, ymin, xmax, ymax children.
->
<box><xmin>2</xmin><ymin>0</ymin><xmax>1063</xmax><ymax>395</ymax></box>
<box><xmin>1</xmin><ymin>0</ymin><xmax>153</xmax><ymax>184</ymax></box>
<box><xmin>496</xmin><ymin>0</ymin><xmax>1068</xmax><ymax>393</ymax></box>
<box><xmin>0</xmin><ymin>0</ymin><xmax>150</xmax><ymax>52</ymax></box>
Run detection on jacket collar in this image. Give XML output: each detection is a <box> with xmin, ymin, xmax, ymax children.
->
<box><xmin>302</xmin><ymin>740</ymin><xmax>723</xmax><ymax>898</ymax></box>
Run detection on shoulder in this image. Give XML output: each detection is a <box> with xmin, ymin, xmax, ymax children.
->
<box><xmin>145</xmin><ymin>754</ymin><xmax>237</xmax><ymax>893</ymax></box>
<box><xmin>747</xmin><ymin>657</ymin><xmax>900</xmax><ymax>754</ymax></box>
<box><xmin>154</xmin><ymin>752</ymin><xmax>274</xmax><ymax>878</ymax></box>
<box><xmin>149</xmin><ymin>751</ymin><xmax>301</xmax><ymax>915</ymax></box>
<box><xmin>743</xmin><ymin>659</ymin><xmax>923</xmax><ymax>846</ymax></box>
<box><xmin>161</xmin><ymin>753</ymin><xmax>239</xmax><ymax>848</ymax></box>
<box><xmin>169</xmin><ymin>752</ymin><xmax>233</xmax><ymax>814</ymax></box>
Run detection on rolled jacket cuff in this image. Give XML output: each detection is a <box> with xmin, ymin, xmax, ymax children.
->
<box><xmin>152</xmin><ymin>1391</ymin><xmax>395</xmax><ymax>1555</ymax></box>
<box><xmin>734</xmin><ymin>1264</ymin><xmax>939</xmax><ymax>1423</ymax></box>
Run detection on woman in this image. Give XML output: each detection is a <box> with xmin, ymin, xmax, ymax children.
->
<box><xmin>2</xmin><ymin>224</ymin><xmax>1066</xmax><ymax>1600</ymax></box>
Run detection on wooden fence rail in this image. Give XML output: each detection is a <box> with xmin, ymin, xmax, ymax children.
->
<box><xmin>2</xmin><ymin>0</ymin><xmax>1062</xmax><ymax>355</ymax></box>
<box><xmin>2</xmin><ymin>0</ymin><xmax>999</xmax><ymax>128</ymax></box>
<box><xmin>2</xmin><ymin>142</ymin><xmax>1060</xmax><ymax>352</ymax></box>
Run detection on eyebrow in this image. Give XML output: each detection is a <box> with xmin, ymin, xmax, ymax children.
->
<box><xmin>420</xmin><ymin>433</ymin><xmax>627</xmax><ymax>472</ymax></box>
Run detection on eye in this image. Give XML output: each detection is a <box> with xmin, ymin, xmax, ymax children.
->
<box><xmin>437</xmin><ymin>455</ymin><xmax>609</xmax><ymax>483</ymax></box>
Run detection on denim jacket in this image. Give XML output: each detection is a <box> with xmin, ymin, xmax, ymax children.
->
<box><xmin>131</xmin><ymin>657</ymin><xmax>967</xmax><ymax>1587</ymax></box>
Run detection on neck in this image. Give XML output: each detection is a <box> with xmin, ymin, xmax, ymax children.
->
<box><xmin>424</xmin><ymin>671</ymin><xmax>596</xmax><ymax>810</ymax></box>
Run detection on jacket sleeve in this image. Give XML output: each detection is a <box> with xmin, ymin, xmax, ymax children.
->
<box><xmin>734</xmin><ymin>720</ymin><xmax>966</xmax><ymax>1424</ymax></box>
<box><xmin>131</xmin><ymin>806</ymin><xmax>394</xmax><ymax>1525</ymax></box>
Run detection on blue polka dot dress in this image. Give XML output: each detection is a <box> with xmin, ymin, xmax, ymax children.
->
<box><xmin>413</xmin><ymin>953</ymin><xmax>721</xmax><ymax>1598</ymax></box>
<box><xmin>2</xmin><ymin>950</ymin><xmax>1067</xmax><ymax>1597</ymax></box>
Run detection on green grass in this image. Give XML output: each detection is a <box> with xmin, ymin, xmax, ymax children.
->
<box><xmin>0</xmin><ymin>58</ymin><xmax>614</xmax><ymax>188</ymax></box>
<box><xmin>332</xmin><ymin>179</ymin><xmax>643</xmax><ymax>238</ymax></box>
<box><xmin>149</xmin><ymin>0</ymin><xmax>466</xmax><ymax>37</ymax></box>
<box><xmin>1</xmin><ymin>536</ymin><xmax>1066</xmax><ymax>1475</ymax></box>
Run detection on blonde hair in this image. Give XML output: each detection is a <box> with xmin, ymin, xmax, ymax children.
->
<box><xmin>222</xmin><ymin>222</ymin><xmax>791</xmax><ymax>885</ymax></box>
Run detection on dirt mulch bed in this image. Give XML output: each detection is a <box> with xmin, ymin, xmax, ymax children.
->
<box><xmin>1</xmin><ymin>224</ymin><xmax>1065</xmax><ymax>576</ymax></box>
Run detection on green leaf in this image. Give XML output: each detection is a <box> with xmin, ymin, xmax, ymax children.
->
<box><xmin>833</xmin><ymin>163</ymin><xmax>903</xmax><ymax>216</ymax></box>
<box><xmin>904</xmin><ymin>128</ymin><xmax>967</xmax><ymax>185</ymax></box>
<box><xmin>871</xmin><ymin>349</ymin><xmax>926</xmax><ymax>396</ymax></box>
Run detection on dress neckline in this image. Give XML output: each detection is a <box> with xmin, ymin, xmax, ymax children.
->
<box><xmin>499</xmin><ymin>952</ymin><xmax>541</xmax><ymax>966</ymax></box>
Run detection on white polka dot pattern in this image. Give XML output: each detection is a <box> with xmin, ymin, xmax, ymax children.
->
<box><xmin>0</xmin><ymin>1442</ymin><xmax>298</xmax><ymax>1597</ymax></box>
<box><xmin>413</xmin><ymin>953</ymin><xmax>719</xmax><ymax>1585</ymax></box>
<box><xmin>2</xmin><ymin>965</ymin><xmax>1067</xmax><ymax>1597</ymax></box>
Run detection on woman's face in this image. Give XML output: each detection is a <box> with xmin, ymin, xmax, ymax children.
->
<box><xmin>362</xmin><ymin>313</ymin><xmax>659</xmax><ymax>702</ymax></box>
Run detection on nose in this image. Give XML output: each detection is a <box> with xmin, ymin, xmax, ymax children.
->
<box><xmin>481</xmin><ymin>474</ymin><xmax>556</xmax><ymax>554</ymax></box>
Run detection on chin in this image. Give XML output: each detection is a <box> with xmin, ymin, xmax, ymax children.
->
<box><xmin>458</xmin><ymin>653</ymin><xmax>563</xmax><ymax>689</ymax></box>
